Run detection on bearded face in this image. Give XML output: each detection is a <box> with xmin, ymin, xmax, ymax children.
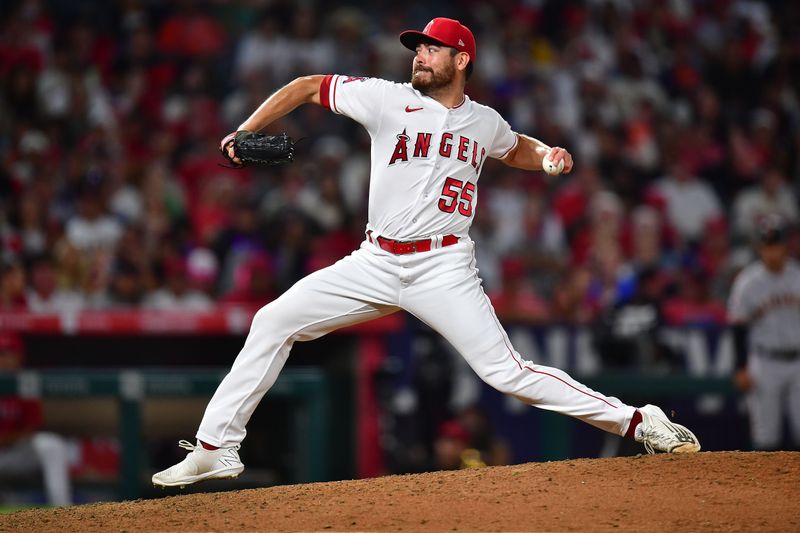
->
<box><xmin>411</xmin><ymin>53</ymin><xmax>457</xmax><ymax>92</ymax></box>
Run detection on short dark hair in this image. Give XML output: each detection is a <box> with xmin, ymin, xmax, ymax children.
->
<box><xmin>449</xmin><ymin>47</ymin><xmax>474</xmax><ymax>80</ymax></box>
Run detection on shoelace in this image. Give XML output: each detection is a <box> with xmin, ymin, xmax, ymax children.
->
<box><xmin>642</xmin><ymin>436</ymin><xmax>656</xmax><ymax>455</ymax></box>
<box><xmin>636</xmin><ymin>425</ymin><xmax>667</xmax><ymax>455</ymax></box>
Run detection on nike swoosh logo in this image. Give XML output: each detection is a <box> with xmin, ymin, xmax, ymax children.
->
<box><xmin>405</xmin><ymin>106</ymin><xmax>423</xmax><ymax>112</ymax></box>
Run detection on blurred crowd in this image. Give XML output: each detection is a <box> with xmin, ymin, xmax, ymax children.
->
<box><xmin>1</xmin><ymin>0</ymin><xmax>799</xmax><ymax>327</ymax></box>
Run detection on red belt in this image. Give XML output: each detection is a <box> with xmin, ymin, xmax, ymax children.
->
<box><xmin>367</xmin><ymin>232</ymin><xmax>459</xmax><ymax>255</ymax></box>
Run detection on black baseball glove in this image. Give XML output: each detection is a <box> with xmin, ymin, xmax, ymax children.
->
<box><xmin>220</xmin><ymin>130</ymin><xmax>295</xmax><ymax>167</ymax></box>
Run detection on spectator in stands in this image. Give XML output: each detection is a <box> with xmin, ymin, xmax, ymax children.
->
<box><xmin>0</xmin><ymin>259</ymin><xmax>27</xmax><ymax>311</ymax></box>
<box><xmin>212</xmin><ymin>195</ymin><xmax>267</xmax><ymax>293</ymax></box>
<box><xmin>552</xmin><ymin>163</ymin><xmax>604</xmax><ymax>261</ymax></box>
<box><xmin>690</xmin><ymin>216</ymin><xmax>748</xmax><ymax>302</ymax></box>
<box><xmin>106</xmin><ymin>258</ymin><xmax>145</xmax><ymax>308</ymax></box>
<box><xmin>650</xmin><ymin>157</ymin><xmax>723</xmax><ymax>246</ymax></box>
<box><xmin>284</xmin><ymin>7</ymin><xmax>333</xmax><ymax>77</ymax></box>
<box><xmin>116</xmin><ymin>224</ymin><xmax>155</xmax><ymax>285</ymax></box>
<box><xmin>81</xmin><ymin>251</ymin><xmax>114</xmax><ymax>309</ymax></box>
<box><xmin>188</xmin><ymin>172</ymin><xmax>239</xmax><ymax>245</ymax></box>
<box><xmin>488</xmin><ymin>257</ymin><xmax>550</xmax><ymax>324</ymax></box>
<box><xmin>369</xmin><ymin>10</ymin><xmax>412</xmax><ymax>82</ymax></box>
<box><xmin>156</xmin><ymin>0</ymin><xmax>226</xmax><ymax>60</ymax></box>
<box><xmin>662</xmin><ymin>269</ymin><xmax>727</xmax><ymax>328</ymax></box>
<box><xmin>328</xmin><ymin>7</ymin><xmax>370</xmax><ymax>75</ymax></box>
<box><xmin>313</xmin><ymin>135</ymin><xmax>364</xmax><ymax>214</ymax></box>
<box><xmin>485</xmin><ymin>169</ymin><xmax>530</xmax><ymax>256</ymax></box>
<box><xmin>108</xmin><ymin>168</ymin><xmax>145</xmax><ymax>227</ymax></box>
<box><xmin>585</xmin><ymin>190</ymin><xmax>628</xmax><ymax>266</ymax></box>
<box><xmin>298</xmin><ymin>172</ymin><xmax>349</xmax><ymax>234</ymax></box>
<box><xmin>732</xmin><ymin>167</ymin><xmax>798</xmax><ymax>242</ymax></box>
<box><xmin>679</xmin><ymin>121</ymin><xmax>726</xmax><ymax>200</ymax></box>
<box><xmin>34</xmin><ymin>47</ymin><xmax>71</xmax><ymax>123</ymax></box>
<box><xmin>139</xmin><ymin>163</ymin><xmax>187</xmax><ymax>249</ymax></box>
<box><xmin>64</xmin><ymin>178</ymin><xmax>123</xmax><ymax>253</ymax></box>
<box><xmin>234</xmin><ymin>7</ymin><xmax>292</xmax><ymax>84</ymax></box>
<box><xmin>609</xmin><ymin>49</ymin><xmax>668</xmax><ymax>126</ymax></box>
<box><xmin>26</xmin><ymin>254</ymin><xmax>84</xmax><ymax>313</ymax></box>
<box><xmin>630</xmin><ymin>205</ymin><xmax>671</xmax><ymax>272</ymax></box>
<box><xmin>143</xmin><ymin>256</ymin><xmax>214</xmax><ymax>311</ymax></box>
<box><xmin>729</xmin><ymin>109</ymin><xmax>781</xmax><ymax>191</ymax></box>
<box><xmin>620</xmin><ymin>100</ymin><xmax>661</xmax><ymax>176</ymax></box>
<box><xmin>457</xmin><ymin>405</ymin><xmax>512</xmax><ymax>468</ymax></box>
<box><xmin>468</xmin><ymin>198</ymin><xmax>502</xmax><ymax>292</ymax></box>
<box><xmin>220</xmin><ymin>253</ymin><xmax>277</xmax><ymax>307</ymax></box>
<box><xmin>3</xmin><ymin>64</ymin><xmax>41</xmax><ymax>128</ymax></box>
<box><xmin>305</xmin><ymin>225</ymin><xmax>361</xmax><ymax>274</ymax></box>
<box><xmin>432</xmin><ymin>419</ymin><xmax>471</xmax><ymax>471</ymax></box>
<box><xmin>550</xmin><ymin>267</ymin><xmax>593</xmax><ymax>325</ymax></box>
<box><xmin>185</xmin><ymin>247</ymin><xmax>219</xmax><ymax>299</ymax></box>
<box><xmin>51</xmin><ymin>240</ymin><xmax>89</xmax><ymax>298</ymax></box>
<box><xmin>7</xmin><ymin>129</ymin><xmax>54</xmax><ymax>203</ymax></box>
<box><xmin>593</xmin><ymin>267</ymin><xmax>674</xmax><ymax>370</ymax></box>
<box><xmin>0</xmin><ymin>335</ymin><xmax>72</xmax><ymax>507</ymax></box>
<box><xmin>15</xmin><ymin>190</ymin><xmax>48</xmax><ymax>259</ymax></box>
<box><xmin>36</xmin><ymin>31</ymin><xmax>116</xmax><ymax>134</ymax></box>
<box><xmin>433</xmin><ymin>405</ymin><xmax>511</xmax><ymax>471</ymax></box>
<box><xmin>585</xmin><ymin>240</ymin><xmax>636</xmax><ymax>316</ymax></box>
<box><xmin>112</xmin><ymin>22</ymin><xmax>175</xmax><ymax>125</ymax></box>
<box><xmin>518</xmin><ymin>184</ymin><xmax>567</xmax><ymax>294</ymax></box>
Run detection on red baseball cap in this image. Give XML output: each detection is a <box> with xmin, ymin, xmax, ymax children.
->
<box><xmin>400</xmin><ymin>17</ymin><xmax>476</xmax><ymax>64</ymax></box>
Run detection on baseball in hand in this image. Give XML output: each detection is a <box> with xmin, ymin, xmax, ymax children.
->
<box><xmin>542</xmin><ymin>152</ymin><xmax>565</xmax><ymax>176</ymax></box>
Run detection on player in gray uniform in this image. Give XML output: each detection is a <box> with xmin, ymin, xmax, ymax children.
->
<box><xmin>728</xmin><ymin>215</ymin><xmax>800</xmax><ymax>450</ymax></box>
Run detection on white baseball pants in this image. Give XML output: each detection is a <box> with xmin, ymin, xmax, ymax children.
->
<box><xmin>197</xmin><ymin>238</ymin><xmax>637</xmax><ymax>447</ymax></box>
<box><xmin>747</xmin><ymin>353</ymin><xmax>800</xmax><ymax>449</ymax></box>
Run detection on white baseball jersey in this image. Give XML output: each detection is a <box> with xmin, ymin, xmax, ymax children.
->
<box><xmin>319</xmin><ymin>74</ymin><xmax>518</xmax><ymax>240</ymax></box>
<box><xmin>195</xmin><ymin>75</ymin><xmax>639</xmax><ymax>451</ymax></box>
<box><xmin>728</xmin><ymin>259</ymin><xmax>800</xmax><ymax>352</ymax></box>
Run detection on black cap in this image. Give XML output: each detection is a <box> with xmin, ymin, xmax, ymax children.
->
<box><xmin>757</xmin><ymin>214</ymin><xmax>788</xmax><ymax>245</ymax></box>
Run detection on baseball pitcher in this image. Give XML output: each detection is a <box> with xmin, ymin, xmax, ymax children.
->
<box><xmin>729</xmin><ymin>215</ymin><xmax>800</xmax><ymax>450</ymax></box>
<box><xmin>153</xmin><ymin>18</ymin><xmax>700</xmax><ymax>488</ymax></box>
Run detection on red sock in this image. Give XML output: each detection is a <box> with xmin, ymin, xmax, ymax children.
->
<box><xmin>624</xmin><ymin>410</ymin><xmax>643</xmax><ymax>439</ymax></box>
<box><xmin>200</xmin><ymin>440</ymin><xmax>219</xmax><ymax>451</ymax></box>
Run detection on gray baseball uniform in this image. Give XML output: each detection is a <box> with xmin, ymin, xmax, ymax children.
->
<box><xmin>728</xmin><ymin>259</ymin><xmax>800</xmax><ymax>449</ymax></box>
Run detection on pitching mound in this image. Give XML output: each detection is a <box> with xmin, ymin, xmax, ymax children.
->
<box><xmin>2</xmin><ymin>451</ymin><xmax>797</xmax><ymax>532</ymax></box>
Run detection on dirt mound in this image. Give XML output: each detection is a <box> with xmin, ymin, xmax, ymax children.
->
<box><xmin>2</xmin><ymin>451</ymin><xmax>797</xmax><ymax>532</ymax></box>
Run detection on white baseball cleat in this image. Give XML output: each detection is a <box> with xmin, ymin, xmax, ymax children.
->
<box><xmin>152</xmin><ymin>440</ymin><xmax>244</xmax><ymax>488</ymax></box>
<box><xmin>634</xmin><ymin>404</ymin><xmax>701</xmax><ymax>454</ymax></box>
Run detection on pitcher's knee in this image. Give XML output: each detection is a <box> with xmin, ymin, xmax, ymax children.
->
<box><xmin>251</xmin><ymin>303</ymin><xmax>295</xmax><ymax>338</ymax></box>
<box><xmin>478</xmin><ymin>363</ymin><xmax>549</xmax><ymax>402</ymax></box>
<box><xmin>481</xmin><ymin>373</ymin><xmax>529</xmax><ymax>398</ymax></box>
<box><xmin>251</xmin><ymin>305</ymin><xmax>271</xmax><ymax>328</ymax></box>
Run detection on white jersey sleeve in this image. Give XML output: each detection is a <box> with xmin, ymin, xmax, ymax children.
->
<box><xmin>319</xmin><ymin>74</ymin><xmax>390</xmax><ymax>135</ymax></box>
<box><xmin>487</xmin><ymin>110</ymin><xmax>519</xmax><ymax>160</ymax></box>
<box><xmin>728</xmin><ymin>267</ymin><xmax>754</xmax><ymax>323</ymax></box>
